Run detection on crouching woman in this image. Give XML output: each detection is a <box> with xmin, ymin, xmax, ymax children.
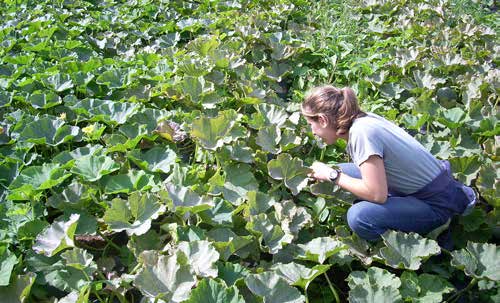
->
<box><xmin>302</xmin><ymin>85</ymin><xmax>476</xmax><ymax>241</ymax></box>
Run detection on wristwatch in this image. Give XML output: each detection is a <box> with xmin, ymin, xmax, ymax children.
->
<box><xmin>329</xmin><ymin>167</ymin><xmax>342</xmax><ymax>183</ymax></box>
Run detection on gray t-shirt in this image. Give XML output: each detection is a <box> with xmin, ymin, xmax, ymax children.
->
<box><xmin>347</xmin><ymin>113</ymin><xmax>442</xmax><ymax>194</ymax></box>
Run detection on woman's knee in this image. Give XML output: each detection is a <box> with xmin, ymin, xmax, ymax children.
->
<box><xmin>347</xmin><ymin>203</ymin><xmax>368</xmax><ymax>231</ymax></box>
<box><xmin>346</xmin><ymin>202</ymin><xmax>383</xmax><ymax>241</ymax></box>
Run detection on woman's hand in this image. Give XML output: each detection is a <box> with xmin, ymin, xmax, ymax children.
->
<box><xmin>310</xmin><ymin>161</ymin><xmax>335</xmax><ymax>182</ymax></box>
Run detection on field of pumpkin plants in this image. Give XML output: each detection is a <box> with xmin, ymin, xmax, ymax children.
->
<box><xmin>0</xmin><ymin>0</ymin><xmax>498</xmax><ymax>302</ymax></box>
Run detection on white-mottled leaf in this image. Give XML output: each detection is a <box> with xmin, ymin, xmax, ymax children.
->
<box><xmin>165</xmin><ymin>184</ymin><xmax>214</xmax><ymax>214</ymax></box>
<box><xmin>347</xmin><ymin>267</ymin><xmax>402</xmax><ymax>303</ymax></box>
<box><xmin>134</xmin><ymin>251</ymin><xmax>196</xmax><ymax>302</ymax></box>
<box><xmin>103</xmin><ymin>192</ymin><xmax>165</xmax><ymax>236</ymax></box>
<box><xmin>400</xmin><ymin>271</ymin><xmax>454</xmax><ymax>303</ymax></box>
<box><xmin>245</xmin><ymin>271</ymin><xmax>305</xmax><ymax>303</ymax></box>
<box><xmin>272</xmin><ymin>262</ymin><xmax>330</xmax><ymax>290</ymax></box>
<box><xmin>0</xmin><ymin>272</ymin><xmax>35</xmax><ymax>303</ymax></box>
<box><xmin>268</xmin><ymin>153</ymin><xmax>311</xmax><ymax>195</ymax></box>
<box><xmin>379</xmin><ymin>230</ymin><xmax>441</xmax><ymax>270</ymax></box>
<box><xmin>177</xmin><ymin>240</ymin><xmax>220</xmax><ymax>278</ymax></box>
<box><xmin>33</xmin><ymin>214</ymin><xmax>79</xmax><ymax>256</ymax></box>
<box><xmin>274</xmin><ymin>200</ymin><xmax>312</xmax><ymax>237</ymax></box>
<box><xmin>296</xmin><ymin>237</ymin><xmax>347</xmax><ymax>264</ymax></box>
<box><xmin>451</xmin><ymin>242</ymin><xmax>499</xmax><ymax>281</ymax></box>
<box><xmin>247</xmin><ymin>213</ymin><xmax>293</xmax><ymax>254</ymax></box>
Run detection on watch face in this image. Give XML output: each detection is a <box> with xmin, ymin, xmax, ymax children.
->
<box><xmin>329</xmin><ymin>170</ymin><xmax>338</xmax><ymax>181</ymax></box>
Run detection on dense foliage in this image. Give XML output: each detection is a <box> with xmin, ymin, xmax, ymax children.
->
<box><xmin>0</xmin><ymin>0</ymin><xmax>498</xmax><ymax>302</ymax></box>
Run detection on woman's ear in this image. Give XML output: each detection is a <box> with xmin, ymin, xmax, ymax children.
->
<box><xmin>317</xmin><ymin>114</ymin><xmax>330</xmax><ymax>128</ymax></box>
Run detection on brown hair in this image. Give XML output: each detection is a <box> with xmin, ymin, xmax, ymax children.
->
<box><xmin>301</xmin><ymin>85</ymin><xmax>366</xmax><ymax>135</ymax></box>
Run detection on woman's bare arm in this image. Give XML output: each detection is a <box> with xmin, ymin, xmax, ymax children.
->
<box><xmin>311</xmin><ymin>155</ymin><xmax>388</xmax><ymax>203</ymax></box>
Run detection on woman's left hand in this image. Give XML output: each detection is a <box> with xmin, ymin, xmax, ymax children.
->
<box><xmin>309</xmin><ymin>161</ymin><xmax>335</xmax><ymax>182</ymax></box>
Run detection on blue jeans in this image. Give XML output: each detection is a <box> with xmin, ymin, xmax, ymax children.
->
<box><xmin>339</xmin><ymin>163</ymin><xmax>450</xmax><ymax>241</ymax></box>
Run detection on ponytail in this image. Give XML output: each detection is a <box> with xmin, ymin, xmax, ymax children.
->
<box><xmin>301</xmin><ymin>85</ymin><xmax>366</xmax><ymax>135</ymax></box>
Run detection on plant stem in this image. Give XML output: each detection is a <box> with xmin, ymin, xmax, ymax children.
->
<box><xmin>94</xmin><ymin>291</ymin><xmax>106</xmax><ymax>303</ymax></box>
<box><xmin>129</xmin><ymin>262</ymin><xmax>142</xmax><ymax>275</ymax></box>
<box><xmin>324</xmin><ymin>273</ymin><xmax>340</xmax><ymax>303</ymax></box>
<box><xmin>114</xmin><ymin>292</ymin><xmax>128</xmax><ymax>303</ymax></box>
<box><xmin>447</xmin><ymin>278</ymin><xmax>477</xmax><ymax>303</ymax></box>
<box><xmin>96</xmin><ymin>230</ymin><xmax>122</xmax><ymax>252</ymax></box>
<box><xmin>268</xmin><ymin>183</ymin><xmax>282</xmax><ymax>194</ymax></box>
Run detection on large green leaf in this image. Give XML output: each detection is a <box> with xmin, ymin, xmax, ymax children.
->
<box><xmin>0</xmin><ymin>272</ymin><xmax>35</xmax><ymax>303</ymax></box>
<box><xmin>247</xmin><ymin>213</ymin><xmax>293</xmax><ymax>254</ymax></box>
<box><xmin>71</xmin><ymin>154</ymin><xmax>120</xmax><ymax>182</ymax></box>
<box><xmin>105</xmin><ymin>131</ymin><xmax>144</xmax><ymax>152</ymax></box>
<box><xmin>296</xmin><ymin>237</ymin><xmax>347</xmax><ymax>264</ymax></box>
<box><xmin>41</xmin><ymin>72</ymin><xmax>74</xmax><ymax>92</ymax></box>
<box><xmin>279</xmin><ymin>129</ymin><xmax>302</xmax><ymax>151</ymax></box>
<box><xmin>247</xmin><ymin>191</ymin><xmax>276</xmax><ymax>216</ymax></box>
<box><xmin>199</xmin><ymin>199</ymin><xmax>235</xmax><ymax>227</ymax></box>
<box><xmin>265</xmin><ymin>62</ymin><xmax>290</xmax><ymax>82</ymax></box>
<box><xmin>347</xmin><ymin>267</ymin><xmax>402</xmax><ymax>303</ymax></box>
<box><xmin>177</xmin><ymin>240</ymin><xmax>220</xmax><ymax>278</ymax></box>
<box><xmin>274</xmin><ymin>200</ymin><xmax>312</xmax><ymax>237</ymax></box>
<box><xmin>267</xmin><ymin>153</ymin><xmax>311</xmax><ymax>195</ymax></box>
<box><xmin>184</xmin><ymin>278</ymin><xmax>245</xmax><ymax>303</ymax></box>
<box><xmin>176</xmin><ymin>57</ymin><xmax>212</xmax><ymax>78</ymax></box>
<box><xmin>252</xmin><ymin>104</ymin><xmax>289</xmax><ymax>128</ymax></box>
<box><xmin>448</xmin><ymin>156</ymin><xmax>481</xmax><ymax>185</ymax></box>
<box><xmin>165</xmin><ymin>184</ymin><xmax>214</xmax><ymax>215</ymax></box>
<box><xmin>475</xmin><ymin>161</ymin><xmax>499</xmax><ymax>207</ymax></box>
<box><xmin>128</xmin><ymin>230</ymin><xmax>164</xmax><ymax>258</ymax></box>
<box><xmin>399</xmin><ymin>271</ymin><xmax>454</xmax><ymax>303</ymax></box>
<box><xmin>271</xmin><ymin>262</ymin><xmax>330</xmax><ymax>290</ymax></box>
<box><xmin>9</xmin><ymin>163</ymin><xmax>71</xmax><ymax>195</ymax></box>
<box><xmin>53</xmin><ymin>146</ymin><xmax>102</xmax><ymax>166</ymax></box>
<box><xmin>418</xmin><ymin>135</ymin><xmax>452</xmax><ymax>159</ymax></box>
<box><xmin>180</xmin><ymin>76</ymin><xmax>215</xmax><ymax>102</ymax></box>
<box><xmin>438</xmin><ymin>107</ymin><xmax>466</xmax><ymax>129</ymax></box>
<box><xmin>95</xmin><ymin>68</ymin><xmax>130</xmax><ymax>89</ymax></box>
<box><xmin>336</xmin><ymin>227</ymin><xmax>373</xmax><ymax>265</ymax></box>
<box><xmin>69</xmin><ymin>99</ymin><xmax>140</xmax><ymax>125</ymax></box>
<box><xmin>47</xmin><ymin>181</ymin><xmax>93</xmax><ymax>211</ymax></box>
<box><xmin>217</xmin><ymin>262</ymin><xmax>250</xmax><ymax>286</ymax></box>
<box><xmin>103</xmin><ymin>192</ymin><xmax>166</xmax><ymax>236</ymax></box>
<box><xmin>9</xmin><ymin>164</ymin><xmax>71</xmax><ymax>200</ymax></box>
<box><xmin>95</xmin><ymin>101</ymin><xmax>141</xmax><ymax>125</ymax></box>
<box><xmin>207</xmin><ymin>228</ymin><xmax>254</xmax><ymax>261</ymax></box>
<box><xmin>0</xmin><ymin>91</ymin><xmax>13</xmax><ymax>108</ymax></box>
<box><xmin>29</xmin><ymin>91</ymin><xmax>62</xmax><ymax>109</ymax></box>
<box><xmin>33</xmin><ymin>214</ymin><xmax>79</xmax><ymax>257</ymax></box>
<box><xmin>378</xmin><ymin>230</ymin><xmax>441</xmax><ymax>270</ymax></box>
<box><xmin>218</xmin><ymin>140</ymin><xmax>253</xmax><ymax>163</ymax></box>
<box><xmin>18</xmin><ymin>117</ymin><xmax>81</xmax><ymax>146</ymax></box>
<box><xmin>451</xmin><ymin>242</ymin><xmax>499</xmax><ymax>281</ymax></box>
<box><xmin>0</xmin><ymin>247</ymin><xmax>17</xmax><ymax>286</ymax></box>
<box><xmin>256</xmin><ymin>125</ymin><xmax>281</xmax><ymax>154</ymax></box>
<box><xmin>60</xmin><ymin>248</ymin><xmax>97</xmax><ymax>274</ymax></box>
<box><xmin>412</xmin><ymin>70</ymin><xmax>445</xmax><ymax>90</ymax></box>
<box><xmin>245</xmin><ymin>271</ymin><xmax>305</xmax><ymax>303</ymax></box>
<box><xmin>101</xmin><ymin>169</ymin><xmax>160</xmax><ymax>194</ymax></box>
<box><xmin>190</xmin><ymin>110</ymin><xmax>241</xmax><ymax>150</ymax></box>
<box><xmin>128</xmin><ymin>146</ymin><xmax>177</xmax><ymax>173</ymax></box>
<box><xmin>310</xmin><ymin>181</ymin><xmax>337</xmax><ymax>196</ymax></box>
<box><xmin>134</xmin><ymin>251</ymin><xmax>196</xmax><ymax>302</ymax></box>
<box><xmin>211</xmin><ymin>163</ymin><xmax>259</xmax><ymax>205</ymax></box>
